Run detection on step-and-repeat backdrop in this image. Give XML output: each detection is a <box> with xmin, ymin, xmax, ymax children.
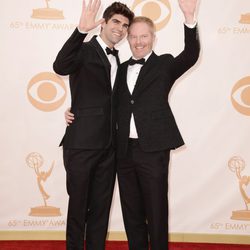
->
<box><xmin>1</xmin><ymin>0</ymin><xmax>250</xmax><ymax>243</ymax></box>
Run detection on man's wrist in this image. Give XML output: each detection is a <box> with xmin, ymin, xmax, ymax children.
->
<box><xmin>184</xmin><ymin>21</ymin><xmax>197</xmax><ymax>29</ymax></box>
<box><xmin>77</xmin><ymin>26</ymin><xmax>88</xmax><ymax>34</ymax></box>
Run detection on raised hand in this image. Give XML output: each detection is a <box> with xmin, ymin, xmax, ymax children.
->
<box><xmin>78</xmin><ymin>0</ymin><xmax>105</xmax><ymax>32</ymax></box>
<box><xmin>178</xmin><ymin>0</ymin><xmax>198</xmax><ymax>24</ymax></box>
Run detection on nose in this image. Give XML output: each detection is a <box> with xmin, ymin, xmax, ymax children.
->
<box><xmin>117</xmin><ymin>24</ymin><xmax>123</xmax><ymax>32</ymax></box>
<box><xmin>135</xmin><ymin>36</ymin><xmax>142</xmax><ymax>44</ymax></box>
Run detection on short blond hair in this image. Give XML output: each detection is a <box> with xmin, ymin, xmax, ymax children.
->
<box><xmin>128</xmin><ymin>16</ymin><xmax>156</xmax><ymax>34</ymax></box>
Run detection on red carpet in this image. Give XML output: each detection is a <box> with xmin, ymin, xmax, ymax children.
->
<box><xmin>0</xmin><ymin>241</ymin><xmax>250</xmax><ymax>250</ymax></box>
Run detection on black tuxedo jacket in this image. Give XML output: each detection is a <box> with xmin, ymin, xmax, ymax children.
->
<box><xmin>115</xmin><ymin>25</ymin><xmax>200</xmax><ymax>157</ymax></box>
<box><xmin>53</xmin><ymin>28</ymin><xmax>119</xmax><ymax>149</ymax></box>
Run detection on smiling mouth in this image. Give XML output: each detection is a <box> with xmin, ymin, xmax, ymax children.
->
<box><xmin>135</xmin><ymin>46</ymin><xmax>144</xmax><ymax>50</ymax></box>
<box><xmin>113</xmin><ymin>31</ymin><xmax>122</xmax><ymax>37</ymax></box>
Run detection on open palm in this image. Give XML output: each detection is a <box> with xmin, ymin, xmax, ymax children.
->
<box><xmin>78</xmin><ymin>0</ymin><xmax>104</xmax><ymax>32</ymax></box>
<box><xmin>178</xmin><ymin>0</ymin><xmax>197</xmax><ymax>16</ymax></box>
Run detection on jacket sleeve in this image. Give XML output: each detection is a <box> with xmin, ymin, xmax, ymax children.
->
<box><xmin>170</xmin><ymin>24</ymin><xmax>200</xmax><ymax>81</ymax></box>
<box><xmin>53</xmin><ymin>28</ymin><xmax>88</xmax><ymax>76</ymax></box>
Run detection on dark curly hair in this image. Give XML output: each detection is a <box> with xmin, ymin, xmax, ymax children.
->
<box><xmin>103</xmin><ymin>2</ymin><xmax>134</xmax><ymax>25</ymax></box>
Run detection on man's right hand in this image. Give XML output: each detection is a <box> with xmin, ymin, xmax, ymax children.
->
<box><xmin>65</xmin><ymin>108</ymin><xmax>74</xmax><ymax>126</ymax></box>
<box><xmin>78</xmin><ymin>0</ymin><xmax>105</xmax><ymax>32</ymax></box>
<box><xmin>178</xmin><ymin>0</ymin><xmax>198</xmax><ymax>24</ymax></box>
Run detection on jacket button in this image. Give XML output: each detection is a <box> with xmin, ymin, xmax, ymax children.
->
<box><xmin>130</xmin><ymin>100</ymin><xmax>134</xmax><ymax>104</ymax></box>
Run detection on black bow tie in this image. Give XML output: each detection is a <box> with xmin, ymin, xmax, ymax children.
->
<box><xmin>106</xmin><ymin>47</ymin><xmax>118</xmax><ymax>56</ymax></box>
<box><xmin>128</xmin><ymin>58</ymin><xmax>145</xmax><ymax>66</ymax></box>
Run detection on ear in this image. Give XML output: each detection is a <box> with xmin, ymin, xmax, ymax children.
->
<box><xmin>101</xmin><ymin>21</ymin><xmax>106</xmax><ymax>29</ymax></box>
<box><xmin>153</xmin><ymin>35</ymin><xmax>157</xmax><ymax>49</ymax></box>
<box><xmin>153</xmin><ymin>33</ymin><xmax>156</xmax><ymax>39</ymax></box>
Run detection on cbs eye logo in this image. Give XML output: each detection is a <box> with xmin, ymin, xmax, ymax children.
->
<box><xmin>131</xmin><ymin>0</ymin><xmax>171</xmax><ymax>31</ymax></box>
<box><xmin>27</xmin><ymin>72</ymin><xmax>67</xmax><ymax>112</ymax></box>
<box><xmin>231</xmin><ymin>76</ymin><xmax>250</xmax><ymax>116</ymax></box>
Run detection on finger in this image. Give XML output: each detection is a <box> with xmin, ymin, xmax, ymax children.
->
<box><xmin>65</xmin><ymin>112</ymin><xmax>74</xmax><ymax>118</ymax></box>
<box><xmin>67</xmin><ymin>110</ymin><xmax>74</xmax><ymax>116</ymax></box>
<box><xmin>87</xmin><ymin>0</ymin><xmax>93</xmax><ymax>11</ymax></box>
<box><xmin>93</xmin><ymin>0</ymin><xmax>101</xmax><ymax>13</ymax></box>
<box><xmin>95</xmin><ymin>0</ymin><xmax>101</xmax><ymax>15</ymax></box>
<box><xmin>82</xmin><ymin>0</ymin><xmax>86</xmax><ymax>13</ymax></box>
<box><xmin>92</xmin><ymin>0</ymin><xmax>98</xmax><ymax>10</ymax></box>
<box><xmin>65</xmin><ymin>108</ymin><xmax>70</xmax><ymax>115</ymax></box>
<box><xmin>66</xmin><ymin>116</ymin><xmax>74</xmax><ymax>120</ymax></box>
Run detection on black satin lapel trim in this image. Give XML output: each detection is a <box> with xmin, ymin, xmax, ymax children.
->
<box><xmin>113</xmin><ymin>62</ymin><xmax>131</xmax><ymax>96</ymax></box>
<box><xmin>112</xmin><ymin>65</ymin><xmax>122</xmax><ymax>94</ymax></box>
<box><xmin>132</xmin><ymin>52</ymin><xmax>158</xmax><ymax>97</ymax></box>
<box><xmin>123</xmin><ymin>62</ymin><xmax>132</xmax><ymax>96</ymax></box>
<box><xmin>89</xmin><ymin>36</ymin><xmax>111</xmax><ymax>80</ymax></box>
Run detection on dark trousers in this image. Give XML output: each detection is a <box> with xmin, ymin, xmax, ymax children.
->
<box><xmin>117</xmin><ymin>139</ymin><xmax>170</xmax><ymax>250</ymax></box>
<box><xmin>63</xmin><ymin>146</ymin><xmax>115</xmax><ymax>250</ymax></box>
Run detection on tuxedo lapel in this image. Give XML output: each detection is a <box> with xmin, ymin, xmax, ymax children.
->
<box><xmin>132</xmin><ymin>52</ymin><xmax>159</xmax><ymax>97</ymax></box>
<box><xmin>89</xmin><ymin>36</ymin><xmax>111</xmax><ymax>85</ymax></box>
<box><xmin>112</xmin><ymin>59</ymin><xmax>121</xmax><ymax>94</ymax></box>
<box><xmin>113</xmin><ymin>61</ymin><xmax>130</xmax><ymax>95</ymax></box>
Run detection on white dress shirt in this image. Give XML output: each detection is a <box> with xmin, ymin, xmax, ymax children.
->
<box><xmin>127</xmin><ymin>52</ymin><xmax>152</xmax><ymax>138</ymax></box>
<box><xmin>96</xmin><ymin>36</ymin><xmax>118</xmax><ymax>89</ymax></box>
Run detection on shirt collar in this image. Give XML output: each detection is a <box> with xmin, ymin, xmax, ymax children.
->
<box><xmin>96</xmin><ymin>35</ymin><xmax>115</xmax><ymax>55</ymax></box>
<box><xmin>132</xmin><ymin>51</ymin><xmax>152</xmax><ymax>63</ymax></box>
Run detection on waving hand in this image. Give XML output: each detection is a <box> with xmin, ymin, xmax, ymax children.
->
<box><xmin>178</xmin><ymin>0</ymin><xmax>198</xmax><ymax>24</ymax></box>
<box><xmin>78</xmin><ymin>0</ymin><xmax>105</xmax><ymax>32</ymax></box>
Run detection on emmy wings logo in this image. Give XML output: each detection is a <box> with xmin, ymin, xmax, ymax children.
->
<box><xmin>9</xmin><ymin>0</ymin><xmax>76</xmax><ymax>31</ymax></box>
<box><xmin>209</xmin><ymin>156</ymin><xmax>250</xmax><ymax>232</ymax></box>
<box><xmin>31</xmin><ymin>0</ymin><xmax>64</xmax><ymax>20</ymax></box>
<box><xmin>131</xmin><ymin>0</ymin><xmax>171</xmax><ymax>31</ymax></box>
<box><xmin>218</xmin><ymin>9</ymin><xmax>250</xmax><ymax>35</ymax></box>
<box><xmin>228</xmin><ymin>156</ymin><xmax>250</xmax><ymax>220</ymax></box>
<box><xmin>27</xmin><ymin>72</ymin><xmax>67</xmax><ymax>112</ymax></box>
<box><xmin>26</xmin><ymin>152</ymin><xmax>61</xmax><ymax>217</ymax></box>
<box><xmin>231</xmin><ymin>76</ymin><xmax>250</xmax><ymax>116</ymax></box>
<box><xmin>239</xmin><ymin>13</ymin><xmax>250</xmax><ymax>24</ymax></box>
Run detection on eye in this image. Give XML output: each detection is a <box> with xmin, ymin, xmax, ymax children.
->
<box><xmin>131</xmin><ymin>0</ymin><xmax>171</xmax><ymax>31</ymax></box>
<box><xmin>123</xmin><ymin>24</ymin><xmax>129</xmax><ymax>29</ymax></box>
<box><xmin>27</xmin><ymin>72</ymin><xmax>67</xmax><ymax>112</ymax></box>
<box><xmin>231</xmin><ymin>76</ymin><xmax>250</xmax><ymax>116</ymax></box>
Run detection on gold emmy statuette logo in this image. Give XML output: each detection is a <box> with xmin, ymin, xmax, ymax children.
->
<box><xmin>231</xmin><ymin>76</ymin><xmax>250</xmax><ymax>116</ymax></box>
<box><xmin>239</xmin><ymin>13</ymin><xmax>250</xmax><ymax>24</ymax></box>
<box><xmin>27</xmin><ymin>72</ymin><xmax>67</xmax><ymax>112</ymax></box>
<box><xmin>228</xmin><ymin>156</ymin><xmax>250</xmax><ymax>220</ymax></box>
<box><xmin>131</xmin><ymin>0</ymin><xmax>171</xmax><ymax>31</ymax></box>
<box><xmin>26</xmin><ymin>152</ymin><xmax>61</xmax><ymax>217</ymax></box>
<box><xmin>31</xmin><ymin>0</ymin><xmax>64</xmax><ymax>20</ymax></box>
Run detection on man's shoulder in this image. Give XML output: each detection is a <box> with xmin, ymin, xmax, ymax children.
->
<box><xmin>159</xmin><ymin>54</ymin><xmax>174</xmax><ymax>60</ymax></box>
<box><xmin>79</xmin><ymin>36</ymin><xmax>101</xmax><ymax>55</ymax></box>
<box><xmin>120</xmin><ymin>60</ymin><xmax>129</xmax><ymax>68</ymax></box>
<box><xmin>148</xmin><ymin>52</ymin><xmax>173</xmax><ymax>62</ymax></box>
<box><xmin>149</xmin><ymin>53</ymin><xmax>174</xmax><ymax>64</ymax></box>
